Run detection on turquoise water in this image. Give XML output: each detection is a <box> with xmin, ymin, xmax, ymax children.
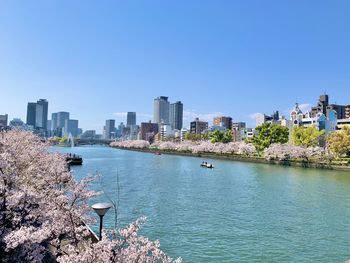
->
<box><xmin>54</xmin><ymin>146</ymin><xmax>350</xmax><ymax>262</ymax></box>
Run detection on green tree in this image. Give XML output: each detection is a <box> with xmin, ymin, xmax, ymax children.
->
<box><xmin>327</xmin><ymin>126</ymin><xmax>350</xmax><ymax>157</ymax></box>
<box><xmin>185</xmin><ymin>132</ymin><xmax>208</xmax><ymax>141</ymax></box>
<box><xmin>222</xmin><ymin>129</ymin><xmax>233</xmax><ymax>143</ymax></box>
<box><xmin>209</xmin><ymin>129</ymin><xmax>232</xmax><ymax>143</ymax></box>
<box><xmin>209</xmin><ymin>130</ymin><xmax>224</xmax><ymax>143</ymax></box>
<box><xmin>252</xmin><ymin>123</ymin><xmax>289</xmax><ymax>153</ymax></box>
<box><xmin>292</xmin><ymin>126</ymin><xmax>324</xmax><ymax>147</ymax></box>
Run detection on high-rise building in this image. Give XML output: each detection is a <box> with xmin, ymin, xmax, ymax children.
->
<box><xmin>51</xmin><ymin>113</ymin><xmax>58</xmax><ymax>131</ymax></box>
<box><xmin>213</xmin><ymin>116</ymin><xmax>232</xmax><ymax>130</ymax></box>
<box><xmin>26</xmin><ymin>99</ymin><xmax>48</xmax><ymax>134</ymax></box>
<box><xmin>127</xmin><ymin>112</ymin><xmax>136</xmax><ymax>127</ymax></box>
<box><xmin>169</xmin><ymin>101</ymin><xmax>183</xmax><ymax>130</ymax></box>
<box><xmin>105</xmin><ymin>119</ymin><xmax>116</xmax><ymax>139</ymax></box>
<box><xmin>64</xmin><ymin>119</ymin><xmax>79</xmax><ymax>137</ymax></box>
<box><xmin>0</xmin><ymin>114</ymin><xmax>8</xmax><ymax>127</ymax></box>
<box><xmin>47</xmin><ymin>120</ymin><xmax>52</xmax><ymax>136</ymax></box>
<box><xmin>50</xmin><ymin>112</ymin><xmax>70</xmax><ymax>137</ymax></box>
<box><xmin>154</xmin><ymin>96</ymin><xmax>170</xmax><ymax>125</ymax></box>
<box><xmin>35</xmin><ymin>99</ymin><xmax>48</xmax><ymax>130</ymax></box>
<box><xmin>117</xmin><ymin>122</ymin><xmax>125</xmax><ymax>137</ymax></box>
<box><xmin>190</xmin><ymin>118</ymin><xmax>208</xmax><ymax>134</ymax></box>
<box><xmin>57</xmin><ymin>112</ymin><xmax>70</xmax><ymax>128</ymax></box>
<box><xmin>26</xmin><ymin>102</ymin><xmax>37</xmax><ymax>127</ymax></box>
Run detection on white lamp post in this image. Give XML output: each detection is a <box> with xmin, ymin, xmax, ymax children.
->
<box><xmin>92</xmin><ymin>202</ymin><xmax>112</xmax><ymax>241</ymax></box>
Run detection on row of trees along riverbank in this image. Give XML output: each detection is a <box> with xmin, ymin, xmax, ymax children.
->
<box><xmin>0</xmin><ymin>130</ymin><xmax>182</xmax><ymax>263</ymax></box>
<box><xmin>110</xmin><ymin>123</ymin><xmax>350</xmax><ymax>169</ymax></box>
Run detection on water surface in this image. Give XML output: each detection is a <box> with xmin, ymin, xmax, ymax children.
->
<box><xmin>54</xmin><ymin>146</ymin><xmax>350</xmax><ymax>262</ymax></box>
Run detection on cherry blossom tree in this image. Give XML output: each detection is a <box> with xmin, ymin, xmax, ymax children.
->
<box><xmin>110</xmin><ymin>140</ymin><xmax>150</xmax><ymax>149</ymax></box>
<box><xmin>263</xmin><ymin>143</ymin><xmax>326</xmax><ymax>162</ymax></box>
<box><xmin>110</xmin><ymin>139</ymin><xmax>257</xmax><ymax>157</ymax></box>
<box><xmin>0</xmin><ymin>130</ymin><xmax>181</xmax><ymax>263</ymax></box>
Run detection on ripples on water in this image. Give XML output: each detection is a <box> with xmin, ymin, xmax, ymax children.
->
<box><xmin>54</xmin><ymin>146</ymin><xmax>350</xmax><ymax>262</ymax></box>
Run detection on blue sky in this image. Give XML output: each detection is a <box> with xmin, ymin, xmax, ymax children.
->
<box><xmin>0</xmin><ymin>1</ymin><xmax>349</xmax><ymax>133</ymax></box>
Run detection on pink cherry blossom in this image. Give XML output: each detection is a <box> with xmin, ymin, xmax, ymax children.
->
<box><xmin>0</xmin><ymin>130</ymin><xmax>181</xmax><ymax>262</ymax></box>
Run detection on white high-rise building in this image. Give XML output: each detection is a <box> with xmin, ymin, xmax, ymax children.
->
<box><xmin>154</xmin><ymin>96</ymin><xmax>170</xmax><ymax>125</ymax></box>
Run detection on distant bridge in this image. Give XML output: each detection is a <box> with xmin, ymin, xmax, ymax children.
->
<box><xmin>74</xmin><ymin>138</ymin><xmax>113</xmax><ymax>146</ymax></box>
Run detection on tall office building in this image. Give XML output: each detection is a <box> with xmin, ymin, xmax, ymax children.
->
<box><xmin>127</xmin><ymin>112</ymin><xmax>136</xmax><ymax>127</ymax></box>
<box><xmin>51</xmin><ymin>113</ymin><xmax>58</xmax><ymax>131</ymax></box>
<box><xmin>64</xmin><ymin>119</ymin><xmax>79</xmax><ymax>137</ymax></box>
<box><xmin>26</xmin><ymin>102</ymin><xmax>37</xmax><ymax>127</ymax></box>
<box><xmin>0</xmin><ymin>114</ymin><xmax>8</xmax><ymax>128</ymax></box>
<box><xmin>154</xmin><ymin>96</ymin><xmax>170</xmax><ymax>125</ymax></box>
<box><xmin>105</xmin><ymin>119</ymin><xmax>116</xmax><ymax>139</ymax></box>
<box><xmin>51</xmin><ymin>112</ymin><xmax>70</xmax><ymax>137</ymax></box>
<box><xmin>35</xmin><ymin>99</ymin><xmax>48</xmax><ymax>130</ymax></box>
<box><xmin>47</xmin><ymin>120</ymin><xmax>52</xmax><ymax>136</ymax></box>
<box><xmin>169</xmin><ymin>101</ymin><xmax>183</xmax><ymax>130</ymax></box>
<box><xmin>117</xmin><ymin>122</ymin><xmax>125</xmax><ymax>137</ymax></box>
<box><xmin>57</xmin><ymin>112</ymin><xmax>70</xmax><ymax>128</ymax></box>
<box><xmin>26</xmin><ymin>99</ymin><xmax>48</xmax><ymax>133</ymax></box>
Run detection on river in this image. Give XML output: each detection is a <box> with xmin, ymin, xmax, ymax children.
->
<box><xmin>54</xmin><ymin>145</ymin><xmax>350</xmax><ymax>262</ymax></box>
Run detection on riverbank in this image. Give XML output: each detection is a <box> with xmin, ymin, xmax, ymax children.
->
<box><xmin>110</xmin><ymin>146</ymin><xmax>350</xmax><ymax>172</ymax></box>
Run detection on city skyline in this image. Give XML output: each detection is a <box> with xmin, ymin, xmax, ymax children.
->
<box><xmin>1</xmin><ymin>1</ymin><xmax>350</xmax><ymax>132</ymax></box>
<box><xmin>1</xmin><ymin>93</ymin><xmax>349</xmax><ymax>134</ymax></box>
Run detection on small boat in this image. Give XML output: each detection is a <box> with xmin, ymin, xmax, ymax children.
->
<box><xmin>66</xmin><ymin>154</ymin><xmax>83</xmax><ymax>165</ymax></box>
<box><xmin>155</xmin><ymin>152</ymin><xmax>162</xmax><ymax>155</ymax></box>
<box><xmin>201</xmin><ymin>162</ymin><xmax>214</xmax><ymax>168</ymax></box>
<box><xmin>206</xmin><ymin>163</ymin><xmax>214</xmax><ymax>169</ymax></box>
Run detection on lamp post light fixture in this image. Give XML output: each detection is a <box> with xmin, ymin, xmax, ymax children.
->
<box><xmin>91</xmin><ymin>202</ymin><xmax>112</xmax><ymax>241</ymax></box>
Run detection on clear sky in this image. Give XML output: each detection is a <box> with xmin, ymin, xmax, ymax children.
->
<box><xmin>1</xmin><ymin>0</ymin><xmax>349</xmax><ymax>133</ymax></box>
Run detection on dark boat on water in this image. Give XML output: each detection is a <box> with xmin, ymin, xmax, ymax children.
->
<box><xmin>66</xmin><ymin>154</ymin><xmax>83</xmax><ymax>165</ymax></box>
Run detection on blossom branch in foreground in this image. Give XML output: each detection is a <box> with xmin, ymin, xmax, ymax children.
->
<box><xmin>0</xmin><ymin>130</ymin><xmax>181</xmax><ymax>263</ymax></box>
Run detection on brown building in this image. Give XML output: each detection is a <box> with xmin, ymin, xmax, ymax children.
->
<box><xmin>213</xmin><ymin>116</ymin><xmax>233</xmax><ymax>130</ymax></box>
<box><xmin>140</xmin><ymin>121</ymin><xmax>159</xmax><ymax>142</ymax></box>
<box><xmin>190</xmin><ymin>118</ymin><xmax>208</xmax><ymax>134</ymax></box>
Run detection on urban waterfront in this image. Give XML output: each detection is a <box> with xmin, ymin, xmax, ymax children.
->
<box><xmin>54</xmin><ymin>146</ymin><xmax>350</xmax><ymax>262</ymax></box>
